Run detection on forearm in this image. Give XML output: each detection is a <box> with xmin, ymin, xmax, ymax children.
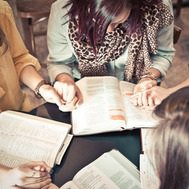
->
<box><xmin>19</xmin><ymin>65</ymin><xmax>44</xmax><ymax>91</ymax></box>
<box><xmin>169</xmin><ymin>77</ymin><xmax>189</xmax><ymax>92</ymax></box>
<box><xmin>47</xmin><ymin>62</ymin><xmax>73</xmax><ymax>83</ymax></box>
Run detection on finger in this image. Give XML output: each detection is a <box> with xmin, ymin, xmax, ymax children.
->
<box><xmin>51</xmin><ymin>92</ymin><xmax>66</xmax><ymax>107</ymax></box>
<box><xmin>41</xmin><ymin>183</ymin><xmax>59</xmax><ymax>189</ymax></box>
<box><xmin>68</xmin><ymin>96</ymin><xmax>78</xmax><ymax>107</ymax></box>
<box><xmin>58</xmin><ymin>97</ymin><xmax>79</xmax><ymax>112</ymax></box>
<box><xmin>59</xmin><ymin>104</ymin><xmax>75</xmax><ymax>112</ymax></box>
<box><xmin>137</xmin><ymin>92</ymin><xmax>143</xmax><ymax>106</ymax></box>
<box><xmin>29</xmin><ymin>170</ymin><xmax>50</xmax><ymax>178</ymax></box>
<box><xmin>54</xmin><ymin>81</ymin><xmax>67</xmax><ymax>101</ymax></box>
<box><xmin>148</xmin><ymin>96</ymin><xmax>155</xmax><ymax>107</ymax></box>
<box><xmin>66</xmin><ymin>85</ymin><xmax>76</xmax><ymax>103</ymax></box>
<box><xmin>144</xmin><ymin>80</ymin><xmax>157</xmax><ymax>89</ymax></box>
<box><xmin>41</xmin><ymin>184</ymin><xmax>51</xmax><ymax>189</ymax></box>
<box><xmin>129</xmin><ymin>94</ymin><xmax>139</xmax><ymax>106</ymax></box>
<box><xmin>141</xmin><ymin>91</ymin><xmax>148</xmax><ymax>106</ymax></box>
<box><xmin>26</xmin><ymin>161</ymin><xmax>51</xmax><ymax>172</ymax></box>
<box><xmin>19</xmin><ymin>177</ymin><xmax>52</xmax><ymax>189</ymax></box>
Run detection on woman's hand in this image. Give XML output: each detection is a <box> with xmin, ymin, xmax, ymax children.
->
<box><xmin>131</xmin><ymin>79</ymin><xmax>157</xmax><ymax>108</ymax></box>
<box><xmin>53</xmin><ymin>73</ymin><xmax>83</xmax><ymax>111</ymax></box>
<box><xmin>38</xmin><ymin>84</ymin><xmax>65</xmax><ymax>107</ymax></box>
<box><xmin>134</xmin><ymin>79</ymin><xmax>157</xmax><ymax>94</ymax></box>
<box><xmin>130</xmin><ymin>86</ymin><xmax>173</xmax><ymax>108</ymax></box>
<box><xmin>42</xmin><ymin>183</ymin><xmax>59</xmax><ymax>189</ymax></box>
<box><xmin>4</xmin><ymin>161</ymin><xmax>52</xmax><ymax>189</ymax></box>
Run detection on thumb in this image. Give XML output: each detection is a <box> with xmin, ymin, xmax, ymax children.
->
<box><xmin>51</xmin><ymin>92</ymin><xmax>65</xmax><ymax>107</ymax></box>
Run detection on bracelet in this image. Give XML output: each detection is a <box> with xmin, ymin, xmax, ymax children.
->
<box><xmin>140</xmin><ymin>72</ymin><xmax>162</xmax><ymax>85</ymax></box>
<box><xmin>34</xmin><ymin>80</ymin><xmax>46</xmax><ymax>98</ymax></box>
<box><xmin>141</xmin><ymin>72</ymin><xmax>158</xmax><ymax>81</ymax></box>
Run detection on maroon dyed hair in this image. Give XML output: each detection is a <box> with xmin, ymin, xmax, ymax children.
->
<box><xmin>64</xmin><ymin>0</ymin><xmax>161</xmax><ymax>49</ymax></box>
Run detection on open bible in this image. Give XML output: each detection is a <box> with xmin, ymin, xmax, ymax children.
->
<box><xmin>140</xmin><ymin>129</ymin><xmax>160</xmax><ymax>189</ymax></box>
<box><xmin>72</xmin><ymin>76</ymin><xmax>159</xmax><ymax>135</ymax></box>
<box><xmin>60</xmin><ymin>149</ymin><xmax>141</xmax><ymax>189</ymax></box>
<box><xmin>0</xmin><ymin>110</ymin><xmax>72</xmax><ymax>168</ymax></box>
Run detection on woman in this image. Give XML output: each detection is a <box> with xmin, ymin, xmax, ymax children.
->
<box><xmin>0</xmin><ymin>0</ymin><xmax>76</xmax><ymax>112</ymax></box>
<box><xmin>47</xmin><ymin>0</ymin><xmax>175</xmax><ymax>100</ymax></box>
<box><xmin>0</xmin><ymin>1</ymin><xmax>62</xmax><ymax>188</ymax></box>
<box><xmin>149</xmin><ymin>87</ymin><xmax>189</xmax><ymax>189</ymax></box>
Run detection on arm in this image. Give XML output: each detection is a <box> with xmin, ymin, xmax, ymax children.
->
<box><xmin>134</xmin><ymin>0</ymin><xmax>175</xmax><ymax>93</ymax></box>
<box><xmin>0</xmin><ymin>162</ymin><xmax>52</xmax><ymax>189</ymax></box>
<box><xmin>47</xmin><ymin>1</ymin><xmax>82</xmax><ymax>106</ymax></box>
<box><xmin>1</xmin><ymin>2</ymin><xmax>65</xmax><ymax>108</ymax></box>
<box><xmin>47</xmin><ymin>1</ymin><xmax>76</xmax><ymax>83</ymax></box>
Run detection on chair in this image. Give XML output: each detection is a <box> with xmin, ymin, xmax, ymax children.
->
<box><xmin>173</xmin><ymin>0</ymin><xmax>183</xmax><ymax>17</ymax></box>
<box><xmin>173</xmin><ymin>25</ymin><xmax>182</xmax><ymax>44</ymax></box>
<box><xmin>16</xmin><ymin>0</ymin><xmax>56</xmax><ymax>56</ymax></box>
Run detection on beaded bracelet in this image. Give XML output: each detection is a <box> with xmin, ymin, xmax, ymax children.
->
<box><xmin>140</xmin><ymin>72</ymin><xmax>161</xmax><ymax>85</ymax></box>
<box><xmin>141</xmin><ymin>72</ymin><xmax>158</xmax><ymax>80</ymax></box>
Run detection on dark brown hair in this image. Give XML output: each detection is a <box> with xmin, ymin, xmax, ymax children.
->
<box><xmin>152</xmin><ymin>87</ymin><xmax>189</xmax><ymax>189</ymax></box>
<box><xmin>63</xmin><ymin>0</ymin><xmax>161</xmax><ymax>50</ymax></box>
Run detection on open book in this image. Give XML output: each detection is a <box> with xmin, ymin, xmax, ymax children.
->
<box><xmin>60</xmin><ymin>149</ymin><xmax>141</xmax><ymax>189</ymax></box>
<box><xmin>0</xmin><ymin>110</ymin><xmax>72</xmax><ymax>168</ymax></box>
<box><xmin>140</xmin><ymin>128</ymin><xmax>159</xmax><ymax>189</ymax></box>
<box><xmin>72</xmin><ymin>76</ymin><xmax>159</xmax><ymax>135</ymax></box>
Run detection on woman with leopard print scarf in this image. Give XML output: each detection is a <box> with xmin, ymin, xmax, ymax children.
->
<box><xmin>47</xmin><ymin>0</ymin><xmax>175</xmax><ymax>106</ymax></box>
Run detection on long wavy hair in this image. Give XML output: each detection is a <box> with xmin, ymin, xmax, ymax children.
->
<box><xmin>0</xmin><ymin>28</ymin><xmax>8</xmax><ymax>55</ymax></box>
<box><xmin>151</xmin><ymin>87</ymin><xmax>189</xmax><ymax>189</ymax></box>
<box><xmin>63</xmin><ymin>0</ymin><xmax>161</xmax><ymax>49</ymax></box>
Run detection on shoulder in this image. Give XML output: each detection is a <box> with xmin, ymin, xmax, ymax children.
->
<box><xmin>0</xmin><ymin>1</ymin><xmax>12</xmax><ymax>16</ymax></box>
<box><xmin>0</xmin><ymin>1</ymin><xmax>14</xmax><ymax>29</ymax></box>
<box><xmin>51</xmin><ymin>0</ymin><xmax>70</xmax><ymax>14</ymax></box>
<box><xmin>162</xmin><ymin>0</ymin><xmax>172</xmax><ymax>7</ymax></box>
<box><xmin>50</xmin><ymin>0</ymin><xmax>70</xmax><ymax>21</ymax></box>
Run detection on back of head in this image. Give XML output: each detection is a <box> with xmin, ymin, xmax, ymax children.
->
<box><xmin>152</xmin><ymin>87</ymin><xmax>189</xmax><ymax>189</ymax></box>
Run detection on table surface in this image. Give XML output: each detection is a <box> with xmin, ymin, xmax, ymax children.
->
<box><xmin>44</xmin><ymin>103</ymin><xmax>141</xmax><ymax>187</ymax></box>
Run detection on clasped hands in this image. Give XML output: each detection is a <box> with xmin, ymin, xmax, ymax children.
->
<box><xmin>38</xmin><ymin>73</ymin><xmax>82</xmax><ymax>112</ymax></box>
<box><xmin>4</xmin><ymin>161</ymin><xmax>58</xmax><ymax>189</ymax></box>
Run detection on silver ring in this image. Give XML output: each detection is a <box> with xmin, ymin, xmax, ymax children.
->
<box><xmin>31</xmin><ymin>170</ymin><xmax>36</xmax><ymax>177</ymax></box>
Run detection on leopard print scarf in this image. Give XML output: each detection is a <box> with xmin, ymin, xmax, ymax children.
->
<box><xmin>68</xmin><ymin>3</ymin><xmax>173</xmax><ymax>82</ymax></box>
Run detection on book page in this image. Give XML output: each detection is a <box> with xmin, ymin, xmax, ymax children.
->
<box><xmin>61</xmin><ymin>150</ymin><xmax>141</xmax><ymax>189</ymax></box>
<box><xmin>0</xmin><ymin>111</ymin><xmax>71</xmax><ymax>167</ymax></box>
<box><xmin>0</xmin><ymin>150</ymin><xmax>32</xmax><ymax>168</ymax></box>
<box><xmin>140</xmin><ymin>128</ymin><xmax>154</xmax><ymax>154</ymax></box>
<box><xmin>119</xmin><ymin>81</ymin><xmax>159</xmax><ymax>129</ymax></box>
<box><xmin>140</xmin><ymin>154</ymin><xmax>159</xmax><ymax>189</ymax></box>
<box><xmin>72</xmin><ymin>76</ymin><xmax>127</xmax><ymax>135</ymax></box>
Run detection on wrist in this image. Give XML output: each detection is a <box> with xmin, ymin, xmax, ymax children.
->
<box><xmin>34</xmin><ymin>80</ymin><xmax>50</xmax><ymax>98</ymax></box>
<box><xmin>140</xmin><ymin>71</ymin><xmax>161</xmax><ymax>85</ymax></box>
<box><xmin>55</xmin><ymin>73</ymin><xmax>74</xmax><ymax>83</ymax></box>
<box><xmin>139</xmin><ymin>77</ymin><xmax>155</xmax><ymax>83</ymax></box>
